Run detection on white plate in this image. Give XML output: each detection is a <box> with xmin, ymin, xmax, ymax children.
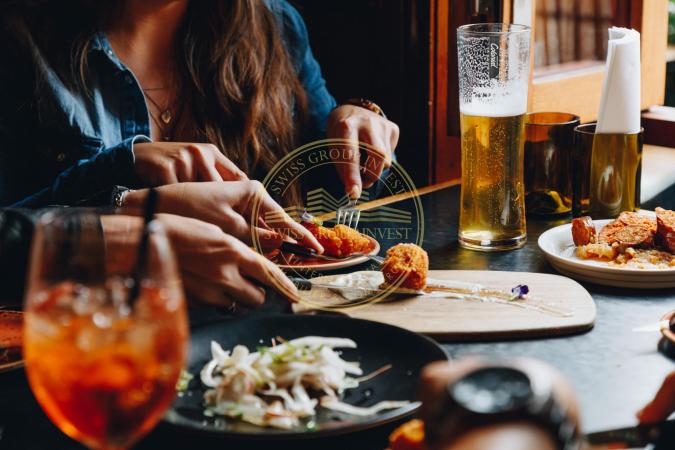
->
<box><xmin>276</xmin><ymin>236</ymin><xmax>381</xmax><ymax>272</ymax></box>
<box><xmin>537</xmin><ymin>212</ymin><xmax>675</xmax><ymax>288</ymax></box>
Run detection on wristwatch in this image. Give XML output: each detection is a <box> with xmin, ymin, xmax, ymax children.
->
<box><xmin>341</xmin><ymin>98</ymin><xmax>387</xmax><ymax>119</ymax></box>
<box><xmin>425</xmin><ymin>364</ymin><xmax>580</xmax><ymax>450</ymax></box>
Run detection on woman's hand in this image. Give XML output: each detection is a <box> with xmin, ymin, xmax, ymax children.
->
<box><xmin>133</xmin><ymin>141</ymin><xmax>247</xmax><ymax>185</ymax></box>
<box><xmin>123</xmin><ymin>181</ymin><xmax>323</xmax><ymax>253</ymax></box>
<box><xmin>159</xmin><ymin>214</ymin><xmax>299</xmax><ymax>308</ymax></box>
<box><xmin>101</xmin><ymin>214</ymin><xmax>299</xmax><ymax>308</ymax></box>
<box><xmin>326</xmin><ymin>105</ymin><xmax>400</xmax><ymax>199</ymax></box>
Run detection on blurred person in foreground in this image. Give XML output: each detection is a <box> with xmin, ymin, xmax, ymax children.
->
<box><xmin>390</xmin><ymin>359</ymin><xmax>675</xmax><ymax>450</ymax></box>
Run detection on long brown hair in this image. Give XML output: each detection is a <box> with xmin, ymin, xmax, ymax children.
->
<box><xmin>2</xmin><ymin>0</ymin><xmax>307</xmax><ymax>179</ymax></box>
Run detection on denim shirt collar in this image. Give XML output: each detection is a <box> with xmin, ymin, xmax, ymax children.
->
<box><xmin>90</xmin><ymin>31</ymin><xmax>127</xmax><ymax>72</ymax></box>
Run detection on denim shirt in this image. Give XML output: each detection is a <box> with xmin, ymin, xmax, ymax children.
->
<box><xmin>0</xmin><ymin>0</ymin><xmax>336</xmax><ymax>208</ymax></box>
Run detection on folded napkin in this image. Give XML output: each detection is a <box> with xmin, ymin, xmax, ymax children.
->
<box><xmin>596</xmin><ymin>27</ymin><xmax>641</xmax><ymax>134</ymax></box>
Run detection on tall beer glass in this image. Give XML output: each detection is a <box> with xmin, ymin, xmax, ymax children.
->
<box><xmin>457</xmin><ymin>23</ymin><xmax>531</xmax><ymax>251</ymax></box>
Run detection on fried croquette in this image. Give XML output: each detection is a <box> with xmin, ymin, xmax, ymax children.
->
<box><xmin>381</xmin><ymin>243</ymin><xmax>429</xmax><ymax>290</ymax></box>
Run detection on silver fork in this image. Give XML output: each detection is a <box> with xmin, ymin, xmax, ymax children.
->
<box><xmin>335</xmin><ymin>198</ymin><xmax>361</xmax><ymax>229</ymax></box>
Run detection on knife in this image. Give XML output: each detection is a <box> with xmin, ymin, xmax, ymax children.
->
<box><xmin>586</xmin><ymin>420</ymin><xmax>675</xmax><ymax>448</ymax></box>
<box><xmin>288</xmin><ymin>277</ymin><xmax>424</xmax><ymax>298</ymax></box>
<box><xmin>279</xmin><ymin>241</ymin><xmax>318</xmax><ymax>258</ymax></box>
<box><xmin>633</xmin><ymin>315</ymin><xmax>675</xmax><ymax>333</ymax></box>
<box><xmin>288</xmin><ymin>277</ymin><xmax>383</xmax><ymax>294</ymax></box>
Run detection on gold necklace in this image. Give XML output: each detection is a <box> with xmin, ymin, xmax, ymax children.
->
<box><xmin>143</xmin><ymin>88</ymin><xmax>179</xmax><ymax>141</ymax></box>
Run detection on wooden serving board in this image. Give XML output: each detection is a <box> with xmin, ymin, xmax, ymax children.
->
<box><xmin>293</xmin><ymin>271</ymin><xmax>596</xmax><ymax>341</ymax></box>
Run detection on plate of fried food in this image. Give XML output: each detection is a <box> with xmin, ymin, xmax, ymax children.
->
<box><xmin>538</xmin><ymin>207</ymin><xmax>675</xmax><ymax>288</ymax></box>
<box><xmin>267</xmin><ymin>221</ymin><xmax>381</xmax><ymax>272</ymax></box>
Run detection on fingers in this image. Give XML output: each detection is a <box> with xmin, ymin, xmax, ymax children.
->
<box><xmin>187</xmin><ymin>144</ymin><xmax>223</xmax><ymax>182</ymax></box>
<box><xmin>255</xmin><ymin>226</ymin><xmax>285</xmax><ymax>250</ymax></box>
<box><xmin>223</xmin><ymin>275</ymin><xmax>267</xmax><ymax>308</ymax></box>
<box><xmin>327</xmin><ymin>108</ymin><xmax>400</xmax><ymax>197</ymax></box>
<box><xmin>238</xmin><ymin>249</ymin><xmax>300</xmax><ymax>303</ymax></box>
<box><xmin>637</xmin><ymin>371</ymin><xmax>675</xmax><ymax>424</ymax></box>
<box><xmin>173</xmin><ymin>152</ymin><xmax>194</xmax><ymax>183</ymax></box>
<box><xmin>183</xmin><ymin>271</ymin><xmax>261</xmax><ymax>310</ymax></box>
<box><xmin>134</xmin><ymin>142</ymin><xmax>248</xmax><ymax>186</ymax></box>
<box><xmin>219</xmin><ymin>182</ymin><xmax>319</xmax><ymax>252</ymax></box>
<box><xmin>214</xmin><ymin>152</ymin><xmax>248</xmax><ymax>181</ymax></box>
<box><xmin>257</xmin><ymin>187</ymin><xmax>323</xmax><ymax>253</ymax></box>
<box><xmin>159</xmin><ymin>162</ymin><xmax>180</xmax><ymax>185</ymax></box>
<box><xmin>330</xmin><ymin>123</ymin><xmax>362</xmax><ymax>200</ymax></box>
<box><xmin>182</xmin><ymin>272</ymin><xmax>236</xmax><ymax>309</ymax></box>
<box><xmin>185</xmin><ymin>143</ymin><xmax>248</xmax><ymax>182</ymax></box>
<box><xmin>389</xmin><ymin>122</ymin><xmax>400</xmax><ymax>154</ymax></box>
<box><xmin>191</xmin><ymin>148</ymin><xmax>223</xmax><ymax>182</ymax></box>
<box><xmin>222</xmin><ymin>207</ymin><xmax>254</xmax><ymax>243</ymax></box>
<box><xmin>359</xmin><ymin>129</ymin><xmax>391</xmax><ymax>189</ymax></box>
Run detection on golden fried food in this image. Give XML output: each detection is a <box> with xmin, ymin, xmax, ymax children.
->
<box><xmin>381</xmin><ymin>243</ymin><xmax>429</xmax><ymax>290</ymax></box>
<box><xmin>303</xmin><ymin>222</ymin><xmax>341</xmax><ymax>256</ymax></box>
<box><xmin>333</xmin><ymin>224</ymin><xmax>371</xmax><ymax>255</ymax></box>
<box><xmin>389</xmin><ymin>419</ymin><xmax>427</xmax><ymax>450</ymax></box>
<box><xmin>571</xmin><ymin>216</ymin><xmax>596</xmax><ymax>246</ymax></box>
<box><xmin>302</xmin><ymin>222</ymin><xmax>371</xmax><ymax>257</ymax></box>
<box><xmin>656</xmin><ymin>207</ymin><xmax>675</xmax><ymax>253</ymax></box>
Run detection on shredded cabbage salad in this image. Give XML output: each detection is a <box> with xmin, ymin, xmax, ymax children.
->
<box><xmin>199</xmin><ymin>336</ymin><xmax>411</xmax><ymax>429</ymax></box>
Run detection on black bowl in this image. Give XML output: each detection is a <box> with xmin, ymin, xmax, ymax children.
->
<box><xmin>163</xmin><ymin>314</ymin><xmax>447</xmax><ymax>440</ymax></box>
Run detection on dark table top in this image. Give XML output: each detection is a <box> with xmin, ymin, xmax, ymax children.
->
<box><xmin>421</xmin><ymin>186</ymin><xmax>675</xmax><ymax>433</ymax></box>
<box><xmin>1</xmin><ymin>184</ymin><xmax>674</xmax><ymax>450</ymax></box>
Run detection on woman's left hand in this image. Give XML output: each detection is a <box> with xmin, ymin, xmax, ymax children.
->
<box><xmin>326</xmin><ymin>105</ymin><xmax>399</xmax><ymax>199</ymax></box>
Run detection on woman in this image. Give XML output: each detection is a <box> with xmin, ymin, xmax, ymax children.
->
<box><xmin>0</xmin><ymin>0</ymin><xmax>399</xmax><ymax>209</ymax></box>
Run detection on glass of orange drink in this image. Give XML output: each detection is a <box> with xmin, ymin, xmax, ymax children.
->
<box><xmin>23</xmin><ymin>211</ymin><xmax>188</xmax><ymax>450</ymax></box>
